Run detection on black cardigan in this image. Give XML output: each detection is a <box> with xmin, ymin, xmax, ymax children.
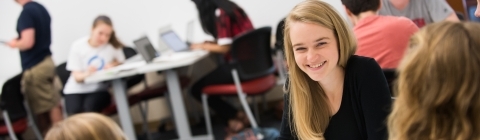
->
<box><xmin>277</xmin><ymin>55</ymin><xmax>392</xmax><ymax>140</ymax></box>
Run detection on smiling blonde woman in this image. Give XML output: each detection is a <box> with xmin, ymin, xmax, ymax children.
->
<box><xmin>277</xmin><ymin>0</ymin><xmax>392</xmax><ymax>139</ymax></box>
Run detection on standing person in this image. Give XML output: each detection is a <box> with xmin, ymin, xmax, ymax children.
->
<box><xmin>388</xmin><ymin>21</ymin><xmax>480</xmax><ymax>140</ymax></box>
<box><xmin>8</xmin><ymin>0</ymin><xmax>62</xmax><ymax>133</ymax></box>
<box><xmin>189</xmin><ymin>0</ymin><xmax>254</xmax><ymax>134</ymax></box>
<box><xmin>278</xmin><ymin>0</ymin><xmax>392</xmax><ymax>139</ymax></box>
<box><xmin>63</xmin><ymin>15</ymin><xmax>125</xmax><ymax>116</ymax></box>
<box><xmin>379</xmin><ymin>0</ymin><xmax>459</xmax><ymax>27</ymax></box>
<box><xmin>342</xmin><ymin>0</ymin><xmax>418</xmax><ymax>69</ymax></box>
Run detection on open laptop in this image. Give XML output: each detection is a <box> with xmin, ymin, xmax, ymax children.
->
<box><xmin>133</xmin><ymin>36</ymin><xmax>159</xmax><ymax>63</ymax></box>
<box><xmin>158</xmin><ymin>24</ymin><xmax>194</xmax><ymax>53</ymax></box>
<box><xmin>134</xmin><ymin>34</ymin><xmax>207</xmax><ymax>63</ymax></box>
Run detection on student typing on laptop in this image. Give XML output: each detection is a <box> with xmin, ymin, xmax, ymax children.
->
<box><xmin>63</xmin><ymin>15</ymin><xmax>125</xmax><ymax>116</ymax></box>
<box><xmin>189</xmin><ymin>0</ymin><xmax>254</xmax><ymax>137</ymax></box>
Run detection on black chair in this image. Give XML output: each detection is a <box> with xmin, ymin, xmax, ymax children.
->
<box><xmin>273</xmin><ymin>18</ymin><xmax>288</xmax><ymax>84</ymax></box>
<box><xmin>0</xmin><ymin>74</ymin><xmax>43</xmax><ymax>140</ymax></box>
<box><xmin>201</xmin><ymin>27</ymin><xmax>277</xmax><ymax>138</ymax></box>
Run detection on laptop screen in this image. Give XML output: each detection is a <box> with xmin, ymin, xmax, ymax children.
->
<box><xmin>134</xmin><ymin>37</ymin><xmax>158</xmax><ymax>63</ymax></box>
<box><xmin>160</xmin><ymin>31</ymin><xmax>189</xmax><ymax>52</ymax></box>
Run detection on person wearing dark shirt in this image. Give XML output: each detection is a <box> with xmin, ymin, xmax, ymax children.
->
<box><xmin>189</xmin><ymin>0</ymin><xmax>254</xmax><ymax>135</ymax></box>
<box><xmin>277</xmin><ymin>0</ymin><xmax>391</xmax><ymax>139</ymax></box>
<box><xmin>7</xmin><ymin>0</ymin><xmax>61</xmax><ymax>134</ymax></box>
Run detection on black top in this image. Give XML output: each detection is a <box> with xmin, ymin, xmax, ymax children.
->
<box><xmin>278</xmin><ymin>55</ymin><xmax>392</xmax><ymax>140</ymax></box>
<box><xmin>17</xmin><ymin>1</ymin><xmax>52</xmax><ymax>70</ymax></box>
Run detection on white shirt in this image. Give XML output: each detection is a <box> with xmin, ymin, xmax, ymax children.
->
<box><xmin>63</xmin><ymin>36</ymin><xmax>125</xmax><ymax>94</ymax></box>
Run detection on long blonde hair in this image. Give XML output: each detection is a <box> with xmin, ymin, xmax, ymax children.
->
<box><xmin>45</xmin><ymin>113</ymin><xmax>127</xmax><ymax>140</ymax></box>
<box><xmin>388</xmin><ymin>21</ymin><xmax>480</xmax><ymax>140</ymax></box>
<box><xmin>283</xmin><ymin>0</ymin><xmax>357</xmax><ymax>139</ymax></box>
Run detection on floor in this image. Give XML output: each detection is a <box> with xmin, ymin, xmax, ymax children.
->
<box><xmin>139</xmin><ymin>109</ymin><xmax>283</xmax><ymax>140</ymax></box>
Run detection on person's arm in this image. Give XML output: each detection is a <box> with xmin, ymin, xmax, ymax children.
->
<box><xmin>191</xmin><ymin>9</ymin><xmax>235</xmax><ymax>54</ymax></box>
<box><xmin>9</xmin><ymin>28</ymin><xmax>35</xmax><ymax>51</ymax></box>
<box><xmin>104</xmin><ymin>48</ymin><xmax>126</xmax><ymax>69</ymax></box>
<box><xmin>277</xmin><ymin>94</ymin><xmax>296</xmax><ymax>140</ymax></box>
<box><xmin>357</xmin><ymin>58</ymin><xmax>392</xmax><ymax>140</ymax></box>
<box><xmin>476</xmin><ymin>0</ymin><xmax>480</xmax><ymax>17</ymax></box>
<box><xmin>66</xmin><ymin>43</ymin><xmax>95</xmax><ymax>83</ymax></box>
<box><xmin>191</xmin><ymin>43</ymin><xmax>230</xmax><ymax>54</ymax></box>
<box><xmin>426</xmin><ymin>0</ymin><xmax>459</xmax><ymax>22</ymax></box>
<box><xmin>9</xmin><ymin>9</ymin><xmax>36</xmax><ymax>51</ymax></box>
<box><xmin>71</xmin><ymin>67</ymin><xmax>96</xmax><ymax>83</ymax></box>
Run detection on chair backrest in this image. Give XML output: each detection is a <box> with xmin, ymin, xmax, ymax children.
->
<box><xmin>56</xmin><ymin>63</ymin><xmax>70</xmax><ymax>88</ymax></box>
<box><xmin>230</xmin><ymin>26</ymin><xmax>275</xmax><ymax>81</ymax></box>
<box><xmin>274</xmin><ymin>18</ymin><xmax>286</xmax><ymax>52</ymax></box>
<box><xmin>0</xmin><ymin>74</ymin><xmax>27</xmax><ymax>121</ymax></box>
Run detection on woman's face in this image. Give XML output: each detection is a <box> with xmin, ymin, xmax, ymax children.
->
<box><xmin>90</xmin><ymin>23</ymin><xmax>112</xmax><ymax>47</ymax></box>
<box><xmin>289</xmin><ymin>21</ymin><xmax>340</xmax><ymax>82</ymax></box>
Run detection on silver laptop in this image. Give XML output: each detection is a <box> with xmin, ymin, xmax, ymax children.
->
<box><xmin>133</xmin><ymin>36</ymin><xmax>159</xmax><ymax>63</ymax></box>
<box><xmin>158</xmin><ymin>25</ymin><xmax>193</xmax><ymax>53</ymax></box>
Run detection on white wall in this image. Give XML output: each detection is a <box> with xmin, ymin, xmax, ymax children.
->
<box><xmin>0</xmin><ymin>0</ymin><xmax>346</xmax><ymax>85</ymax></box>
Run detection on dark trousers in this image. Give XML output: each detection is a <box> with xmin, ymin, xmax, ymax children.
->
<box><xmin>190</xmin><ymin>65</ymin><xmax>238</xmax><ymax>123</ymax></box>
<box><xmin>64</xmin><ymin>91</ymin><xmax>111</xmax><ymax>116</ymax></box>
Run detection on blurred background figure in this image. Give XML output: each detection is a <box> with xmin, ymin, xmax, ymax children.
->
<box><xmin>8</xmin><ymin>0</ymin><xmax>62</xmax><ymax>135</ymax></box>
<box><xmin>379</xmin><ymin>0</ymin><xmax>459</xmax><ymax>27</ymax></box>
<box><xmin>389</xmin><ymin>21</ymin><xmax>480</xmax><ymax>140</ymax></box>
<box><xmin>63</xmin><ymin>15</ymin><xmax>125</xmax><ymax>116</ymax></box>
<box><xmin>45</xmin><ymin>113</ymin><xmax>126</xmax><ymax>140</ymax></box>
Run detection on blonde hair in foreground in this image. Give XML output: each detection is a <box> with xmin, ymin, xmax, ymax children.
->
<box><xmin>388</xmin><ymin>21</ymin><xmax>480</xmax><ymax>140</ymax></box>
<box><xmin>283</xmin><ymin>0</ymin><xmax>357</xmax><ymax>139</ymax></box>
<box><xmin>45</xmin><ymin>113</ymin><xmax>127</xmax><ymax>140</ymax></box>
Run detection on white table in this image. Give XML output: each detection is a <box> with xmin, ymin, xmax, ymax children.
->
<box><xmin>85</xmin><ymin>50</ymin><xmax>212</xmax><ymax>140</ymax></box>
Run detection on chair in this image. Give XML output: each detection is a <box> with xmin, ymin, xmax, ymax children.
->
<box><xmin>382</xmin><ymin>69</ymin><xmax>396</xmax><ymax>96</ymax></box>
<box><xmin>201</xmin><ymin>27</ymin><xmax>277</xmax><ymax>138</ymax></box>
<box><xmin>273</xmin><ymin>18</ymin><xmax>288</xmax><ymax>85</ymax></box>
<box><xmin>0</xmin><ymin>74</ymin><xmax>43</xmax><ymax>140</ymax></box>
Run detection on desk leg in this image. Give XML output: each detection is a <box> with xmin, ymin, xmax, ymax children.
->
<box><xmin>112</xmin><ymin>79</ymin><xmax>137</xmax><ymax>140</ymax></box>
<box><xmin>165</xmin><ymin>70</ymin><xmax>192</xmax><ymax>140</ymax></box>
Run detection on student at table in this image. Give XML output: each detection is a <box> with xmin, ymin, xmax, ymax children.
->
<box><xmin>63</xmin><ymin>15</ymin><xmax>125</xmax><ymax>116</ymax></box>
<box><xmin>189</xmin><ymin>0</ymin><xmax>254</xmax><ymax>133</ymax></box>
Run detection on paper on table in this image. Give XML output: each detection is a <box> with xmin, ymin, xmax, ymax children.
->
<box><xmin>153</xmin><ymin>50</ymin><xmax>208</xmax><ymax>62</ymax></box>
<box><xmin>0</xmin><ymin>40</ymin><xmax>8</xmax><ymax>45</ymax></box>
<box><xmin>93</xmin><ymin>61</ymin><xmax>146</xmax><ymax>76</ymax></box>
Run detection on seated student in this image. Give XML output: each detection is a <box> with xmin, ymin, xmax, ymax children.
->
<box><xmin>63</xmin><ymin>15</ymin><xmax>125</xmax><ymax>115</ymax></box>
<box><xmin>277</xmin><ymin>0</ymin><xmax>392</xmax><ymax>139</ymax></box>
<box><xmin>45</xmin><ymin>112</ymin><xmax>126</xmax><ymax>140</ymax></box>
<box><xmin>342</xmin><ymin>0</ymin><xmax>418</xmax><ymax>69</ymax></box>
<box><xmin>189</xmin><ymin>0</ymin><xmax>254</xmax><ymax>133</ymax></box>
<box><xmin>388</xmin><ymin>21</ymin><xmax>480</xmax><ymax>140</ymax></box>
<box><xmin>378</xmin><ymin>0</ymin><xmax>459</xmax><ymax>27</ymax></box>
